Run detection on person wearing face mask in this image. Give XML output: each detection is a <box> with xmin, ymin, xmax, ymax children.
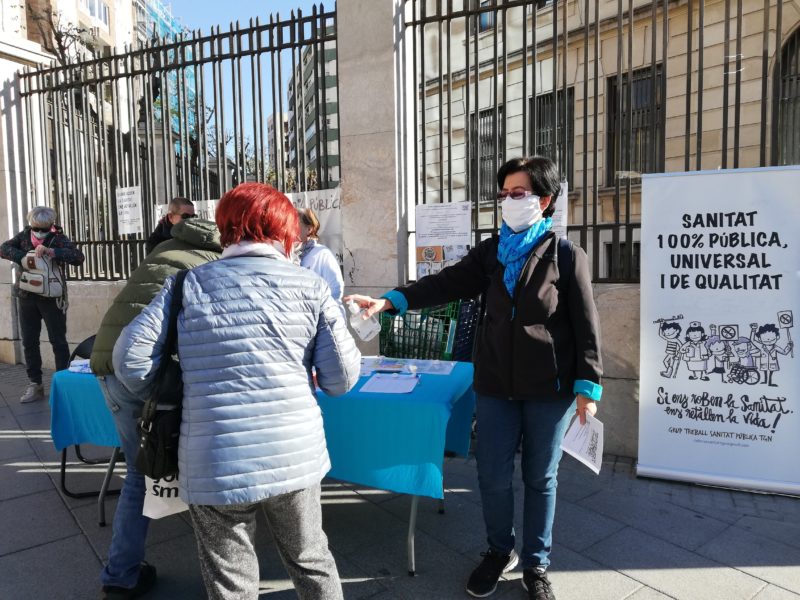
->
<box><xmin>345</xmin><ymin>157</ymin><xmax>602</xmax><ymax>600</ymax></box>
<box><xmin>145</xmin><ymin>197</ymin><xmax>196</xmax><ymax>254</ymax></box>
<box><xmin>0</xmin><ymin>206</ymin><xmax>85</xmax><ymax>403</ymax></box>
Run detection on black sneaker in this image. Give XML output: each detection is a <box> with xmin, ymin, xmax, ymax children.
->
<box><xmin>522</xmin><ymin>567</ymin><xmax>555</xmax><ymax>600</ymax></box>
<box><xmin>101</xmin><ymin>562</ymin><xmax>157</xmax><ymax>599</ymax></box>
<box><xmin>466</xmin><ymin>548</ymin><xmax>519</xmax><ymax>597</ymax></box>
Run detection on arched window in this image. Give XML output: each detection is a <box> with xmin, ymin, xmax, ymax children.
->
<box><xmin>774</xmin><ymin>28</ymin><xmax>800</xmax><ymax>166</ymax></box>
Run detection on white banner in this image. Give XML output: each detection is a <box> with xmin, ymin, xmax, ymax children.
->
<box><xmin>287</xmin><ymin>188</ymin><xmax>343</xmax><ymax>264</ymax></box>
<box><xmin>639</xmin><ymin>167</ymin><xmax>800</xmax><ymax>495</ymax></box>
<box><xmin>116</xmin><ymin>186</ymin><xmax>144</xmax><ymax>235</ymax></box>
<box><xmin>415</xmin><ymin>201</ymin><xmax>472</xmax><ymax>279</ymax></box>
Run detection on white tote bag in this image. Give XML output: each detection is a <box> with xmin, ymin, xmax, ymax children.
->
<box><xmin>143</xmin><ymin>474</ymin><xmax>189</xmax><ymax>519</ymax></box>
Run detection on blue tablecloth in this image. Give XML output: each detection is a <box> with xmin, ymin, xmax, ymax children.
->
<box><xmin>49</xmin><ymin>371</ymin><xmax>120</xmax><ymax>451</ymax></box>
<box><xmin>47</xmin><ymin>363</ymin><xmax>475</xmax><ymax>500</ymax></box>
<box><xmin>317</xmin><ymin>362</ymin><xmax>475</xmax><ymax>499</ymax></box>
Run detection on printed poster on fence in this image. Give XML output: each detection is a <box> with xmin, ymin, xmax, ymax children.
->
<box><xmin>287</xmin><ymin>188</ymin><xmax>343</xmax><ymax>265</ymax></box>
<box><xmin>550</xmin><ymin>181</ymin><xmax>569</xmax><ymax>240</ymax></box>
<box><xmin>116</xmin><ymin>186</ymin><xmax>144</xmax><ymax>235</ymax></box>
<box><xmin>639</xmin><ymin>167</ymin><xmax>800</xmax><ymax>495</ymax></box>
<box><xmin>415</xmin><ymin>202</ymin><xmax>471</xmax><ymax>279</ymax></box>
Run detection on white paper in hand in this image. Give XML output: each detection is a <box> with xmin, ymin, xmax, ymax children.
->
<box><xmin>560</xmin><ymin>412</ymin><xmax>603</xmax><ymax>474</ymax></box>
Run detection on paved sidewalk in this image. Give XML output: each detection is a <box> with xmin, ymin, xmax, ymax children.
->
<box><xmin>0</xmin><ymin>362</ymin><xmax>798</xmax><ymax>600</ymax></box>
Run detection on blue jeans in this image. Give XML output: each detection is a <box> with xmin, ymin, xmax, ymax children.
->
<box><xmin>475</xmin><ymin>393</ymin><xmax>575</xmax><ymax>570</ymax></box>
<box><xmin>97</xmin><ymin>374</ymin><xmax>151</xmax><ymax>589</ymax></box>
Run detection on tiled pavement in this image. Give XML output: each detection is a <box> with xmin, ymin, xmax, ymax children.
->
<box><xmin>0</xmin><ymin>362</ymin><xmax>798</xmax><ymax>599</ymax></box>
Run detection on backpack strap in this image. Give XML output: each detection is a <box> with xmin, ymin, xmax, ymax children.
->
<box><xmin>556</xmin><ymin>237</ymin><xmax>575</xmax><ymax>293</ymax></box>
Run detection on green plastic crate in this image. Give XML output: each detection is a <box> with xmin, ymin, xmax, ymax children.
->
<box><xmin>379</xmin><ymin>302</ymin><xmax>461</xmax><ymax>360</ymax></box>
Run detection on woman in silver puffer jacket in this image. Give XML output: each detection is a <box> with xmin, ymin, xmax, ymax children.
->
<box><xmin>114</xmin><ymin>182</ymin><xmax>361</xmax><ymax>600</ymax></box>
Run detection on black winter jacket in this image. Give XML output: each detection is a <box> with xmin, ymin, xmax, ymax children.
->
<box><xmin>145</xmin><ymin>217</ymin><xmax>173</xmax><ymax>254</ymax></box>
<box><xmin>397</xmin><ymin>232</ymin><xmax>602</xmax><ymax>400</ymax></box>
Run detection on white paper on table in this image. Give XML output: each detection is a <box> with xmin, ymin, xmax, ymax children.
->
<box><xmin>359</xmin><ymin>373</ymin><xmax>420</xmax><ymax>394</ymax></box>
<box><xmin>560</xmin><ymin>412</ymin><xmax>603</xmax><ymax>474</ymax></box>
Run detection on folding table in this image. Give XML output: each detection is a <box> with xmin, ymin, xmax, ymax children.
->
<box><xmin>317</xmin><ymin>361</ymin><xmax>475</xmax><ymax>575</ymax></box>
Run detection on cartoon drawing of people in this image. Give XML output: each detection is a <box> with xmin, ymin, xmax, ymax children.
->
<box><xmin>681</xmin><ymin>322</ymin><xmax>710</xmax><ymax>381</ymax></box>
<box><xmin>706</xmin><ymin>337</ymin><xmax>730</xmax><ymax>383</ymax></box>
<box><xmin>750</xmin><ymin>323</ymin><xmax>793</xmax><ymax>387</ymax></box>
<box><xmin>657</xmin><ymin>321</ymin><xmax>682</xmax><ymax>378</ymax></box>
<box><xmin>729</xmin><ymin>337</ymin><xmax>759</xmax><ymax>369</ymax></box>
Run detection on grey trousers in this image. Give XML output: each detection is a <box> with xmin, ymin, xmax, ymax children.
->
<box><xmin>188</xmin><ymin>483</ymin><xmax>343</xmax><ymax>600</ymax></box>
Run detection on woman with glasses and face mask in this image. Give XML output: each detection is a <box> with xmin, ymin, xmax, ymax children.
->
<box><xmin>345</xmin><ymin>157</ymin><xmax>603</xmax><ymax>600</ymax></box>
<box><xmin>0</xmin><ymin>206</ymin><xmax>85</xmax><ymax>403</ymax></box>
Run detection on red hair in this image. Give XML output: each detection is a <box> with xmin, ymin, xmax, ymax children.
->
<box><xmin>215</xmin><ymin>183</ymin><xmax>299</xmax><ymax>255</ymax></box>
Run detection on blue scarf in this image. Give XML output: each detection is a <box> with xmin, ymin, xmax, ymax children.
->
<box><xmin>497</xmin><ymin>217</ymin><xmax>553</xmax><ymax>298</ymax></box>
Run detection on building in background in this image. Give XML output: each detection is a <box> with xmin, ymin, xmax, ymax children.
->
<box><xmin>134</xmin><ymin>0</ymin><xmax>184</xmax><ymax>44</ymax></box>
<box><xmin>286</xmin><ymin>35</ymin><xmax>340</xmax><ymax>190</ymax></box>
<box><xmin>406</xmin><ymin>0</ymin><xmax>800</xmax><ymax>281</ymax></box>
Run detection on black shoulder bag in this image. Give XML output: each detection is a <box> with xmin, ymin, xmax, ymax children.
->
<box><xmin>135</xmin><ymin>269</ymin><xmax>188</xmax><ymax>479</ymax></box>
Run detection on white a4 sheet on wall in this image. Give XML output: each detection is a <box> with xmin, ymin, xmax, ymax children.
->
<box><xmin>639</xmin><ymin>167</ymin><xmax>800</xmax><ymax>495</ymax></box>
<box><xmin>415</xmin><ymin>201</ymin><xmax>472</xmax><ymax>280</ymax></box>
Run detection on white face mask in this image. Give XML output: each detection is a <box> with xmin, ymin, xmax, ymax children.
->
<box><xmin>501</xmin><ymin>194</ymin><xmax>543</xmax><ymax>233</ymax></box>
<box><xmin>32</xmin><ymin>230</ymin><xmax>49</xmax><ymax>240</ymax></box>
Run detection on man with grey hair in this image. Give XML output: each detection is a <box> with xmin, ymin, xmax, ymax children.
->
<box><xmin>145</xmin><ymin>197</ymin><xmax>195</xmax><ymax>254</ymax></box>
<box><xmin>0</xmin><ymin>206</ymin><xmax>85</xmax><ymax>403</ymax></box>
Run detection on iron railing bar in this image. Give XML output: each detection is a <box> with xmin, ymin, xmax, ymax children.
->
<box><xmin>722</xmin><ymin>0</ymin><xmax>730</xmax><ymax>168</ymax></box>
<box><xmin>446</xmin><ymin>0</ymin><xmax>453</xmax><ymax>203</ymax></box>
<box><xmin>562</xmin><ymin>0</ymin><xmax>568</xmax><ymax>182</ymax></box>
<box><xmin>733</xmin><ymin>0</ymin><xmax>742</xmax><ymax>168</ymax></box>
<box><xmin>625</xmin><ymin>0</ymin><xmax>633</xmax><ymax>280</ymax></box>
<box><xmin>592</xmin><ymin>0</ymin><xmax>600</xmax><ymax>279</ymax></box>
<box><xmin>770</xmin><ymin>0</ymin><xmax>783</xmax><ymax>165</ymax></box>
<box><xmin>521</xmin><ymin>1</ymin><xmax>528</xmax><ymax>155</ymax></box>
<box><xmin>685</xmin><ymin>0</ymin><xmax>693</xmax><ymax>171</ymax></box>
<box><xmin>311</xmin><ymin>7</ymin><xmax>323</xmax><ymax>187</ymax></box>
<box><xmin>421</xmin><ymin>0</ymin><xmax>427</xmax><ymax>204</ymax></box>
<box><xmin>759</xmin><ymin>0</ymin><xmax>769</xmax><ymax>166</ymax></box>
<box><xmin>696</xmin><ymin>0</ymin><xmax>704</xmax><ymax>169</ymax></box>
<box><xmin>580</xmin><ymin>0</ymin><xmax>589</xmax><ymax>250</ymax></box>
<box><xmin>438</xmin><ymin>0</ymin><xmax>445</xmax><ymax>200</ymax></box>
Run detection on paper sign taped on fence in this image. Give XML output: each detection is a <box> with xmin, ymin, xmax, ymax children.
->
<box><xmin>116</xmin><ymin>186</ymin><xmax>144</xmax><ymax>235</ymax></box>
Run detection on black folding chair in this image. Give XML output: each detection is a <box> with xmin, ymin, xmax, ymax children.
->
<box><xmin>59</xmin><ymin>335</ymin><xmax>122</xmax><ymax>525</ymax></box>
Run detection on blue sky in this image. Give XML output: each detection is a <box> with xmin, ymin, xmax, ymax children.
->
<box><xmin>163</xmin><ymin>0</ymin><xmax>332</xmax><ymax>175</ymax></box>
<box><xmin>169</xmin><ymin>0</ymin><xmax>324</xmax><ymax>33</ymax></box>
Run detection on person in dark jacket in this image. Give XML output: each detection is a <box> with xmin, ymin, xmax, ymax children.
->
<box><xmin>345</xmin><ymin>157</ymin><xmax>603</xmax><ymax>600</ymax></box>
<box><xmin>0</xmin><ymin>206</ymin><xmax>84</xmax><ymax>403</ymax></box>
<box><xmin>144</xmin><ymin>196</ymin><xmax>195</xmax><ymax>254</ymax></box>
<box><xmin>91</xmin><ymin>218</ymin><xmax>222</xmax><ymax>599</ymax></box>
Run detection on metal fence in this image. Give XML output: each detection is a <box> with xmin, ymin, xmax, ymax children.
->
<box><xmin>19</xmin><ymin>5</ymin><xmax>338</xmax><ymax>280</ymax></box>
<box><xmin>402</xmin><ymin>0</ymin><xmax>800</xmax><ymax>282</ymax></box>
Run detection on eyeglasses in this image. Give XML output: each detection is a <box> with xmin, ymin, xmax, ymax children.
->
<box><xmin>30</xmin><ymin>226</ymin><xmax>51</xmax><ymax>233</ymax></box>
<box><xmin>180</xmin><ymin>213</ymin><xmax>196</xmax><ymax>220</ymax></box>
<box><xmin>496</xmin><ymin>190</ymin><xmax>533</xmax><ymax>200</ymax></box>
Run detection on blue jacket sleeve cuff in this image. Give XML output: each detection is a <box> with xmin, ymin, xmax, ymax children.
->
<box><xmin>381</xmin><ymin>290</ymin><xmax>408</xmax><ymax>316</ymax></box>
<box><xmin>574</xmin><ymin>379</ymin><xmax>603</xmax><ymax>401</ymax></box>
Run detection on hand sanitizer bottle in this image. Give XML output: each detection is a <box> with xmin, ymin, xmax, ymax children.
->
<box><xmin>347</xmin><ymin>300</ymin><xmax>381</xmax><ymax>342</ymax></box>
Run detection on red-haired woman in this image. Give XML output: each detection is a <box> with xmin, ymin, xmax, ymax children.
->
<box><xmin>113</xmin><ymin>182</ymin><xmax>361</xmax><ymax>600</ymax></box>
